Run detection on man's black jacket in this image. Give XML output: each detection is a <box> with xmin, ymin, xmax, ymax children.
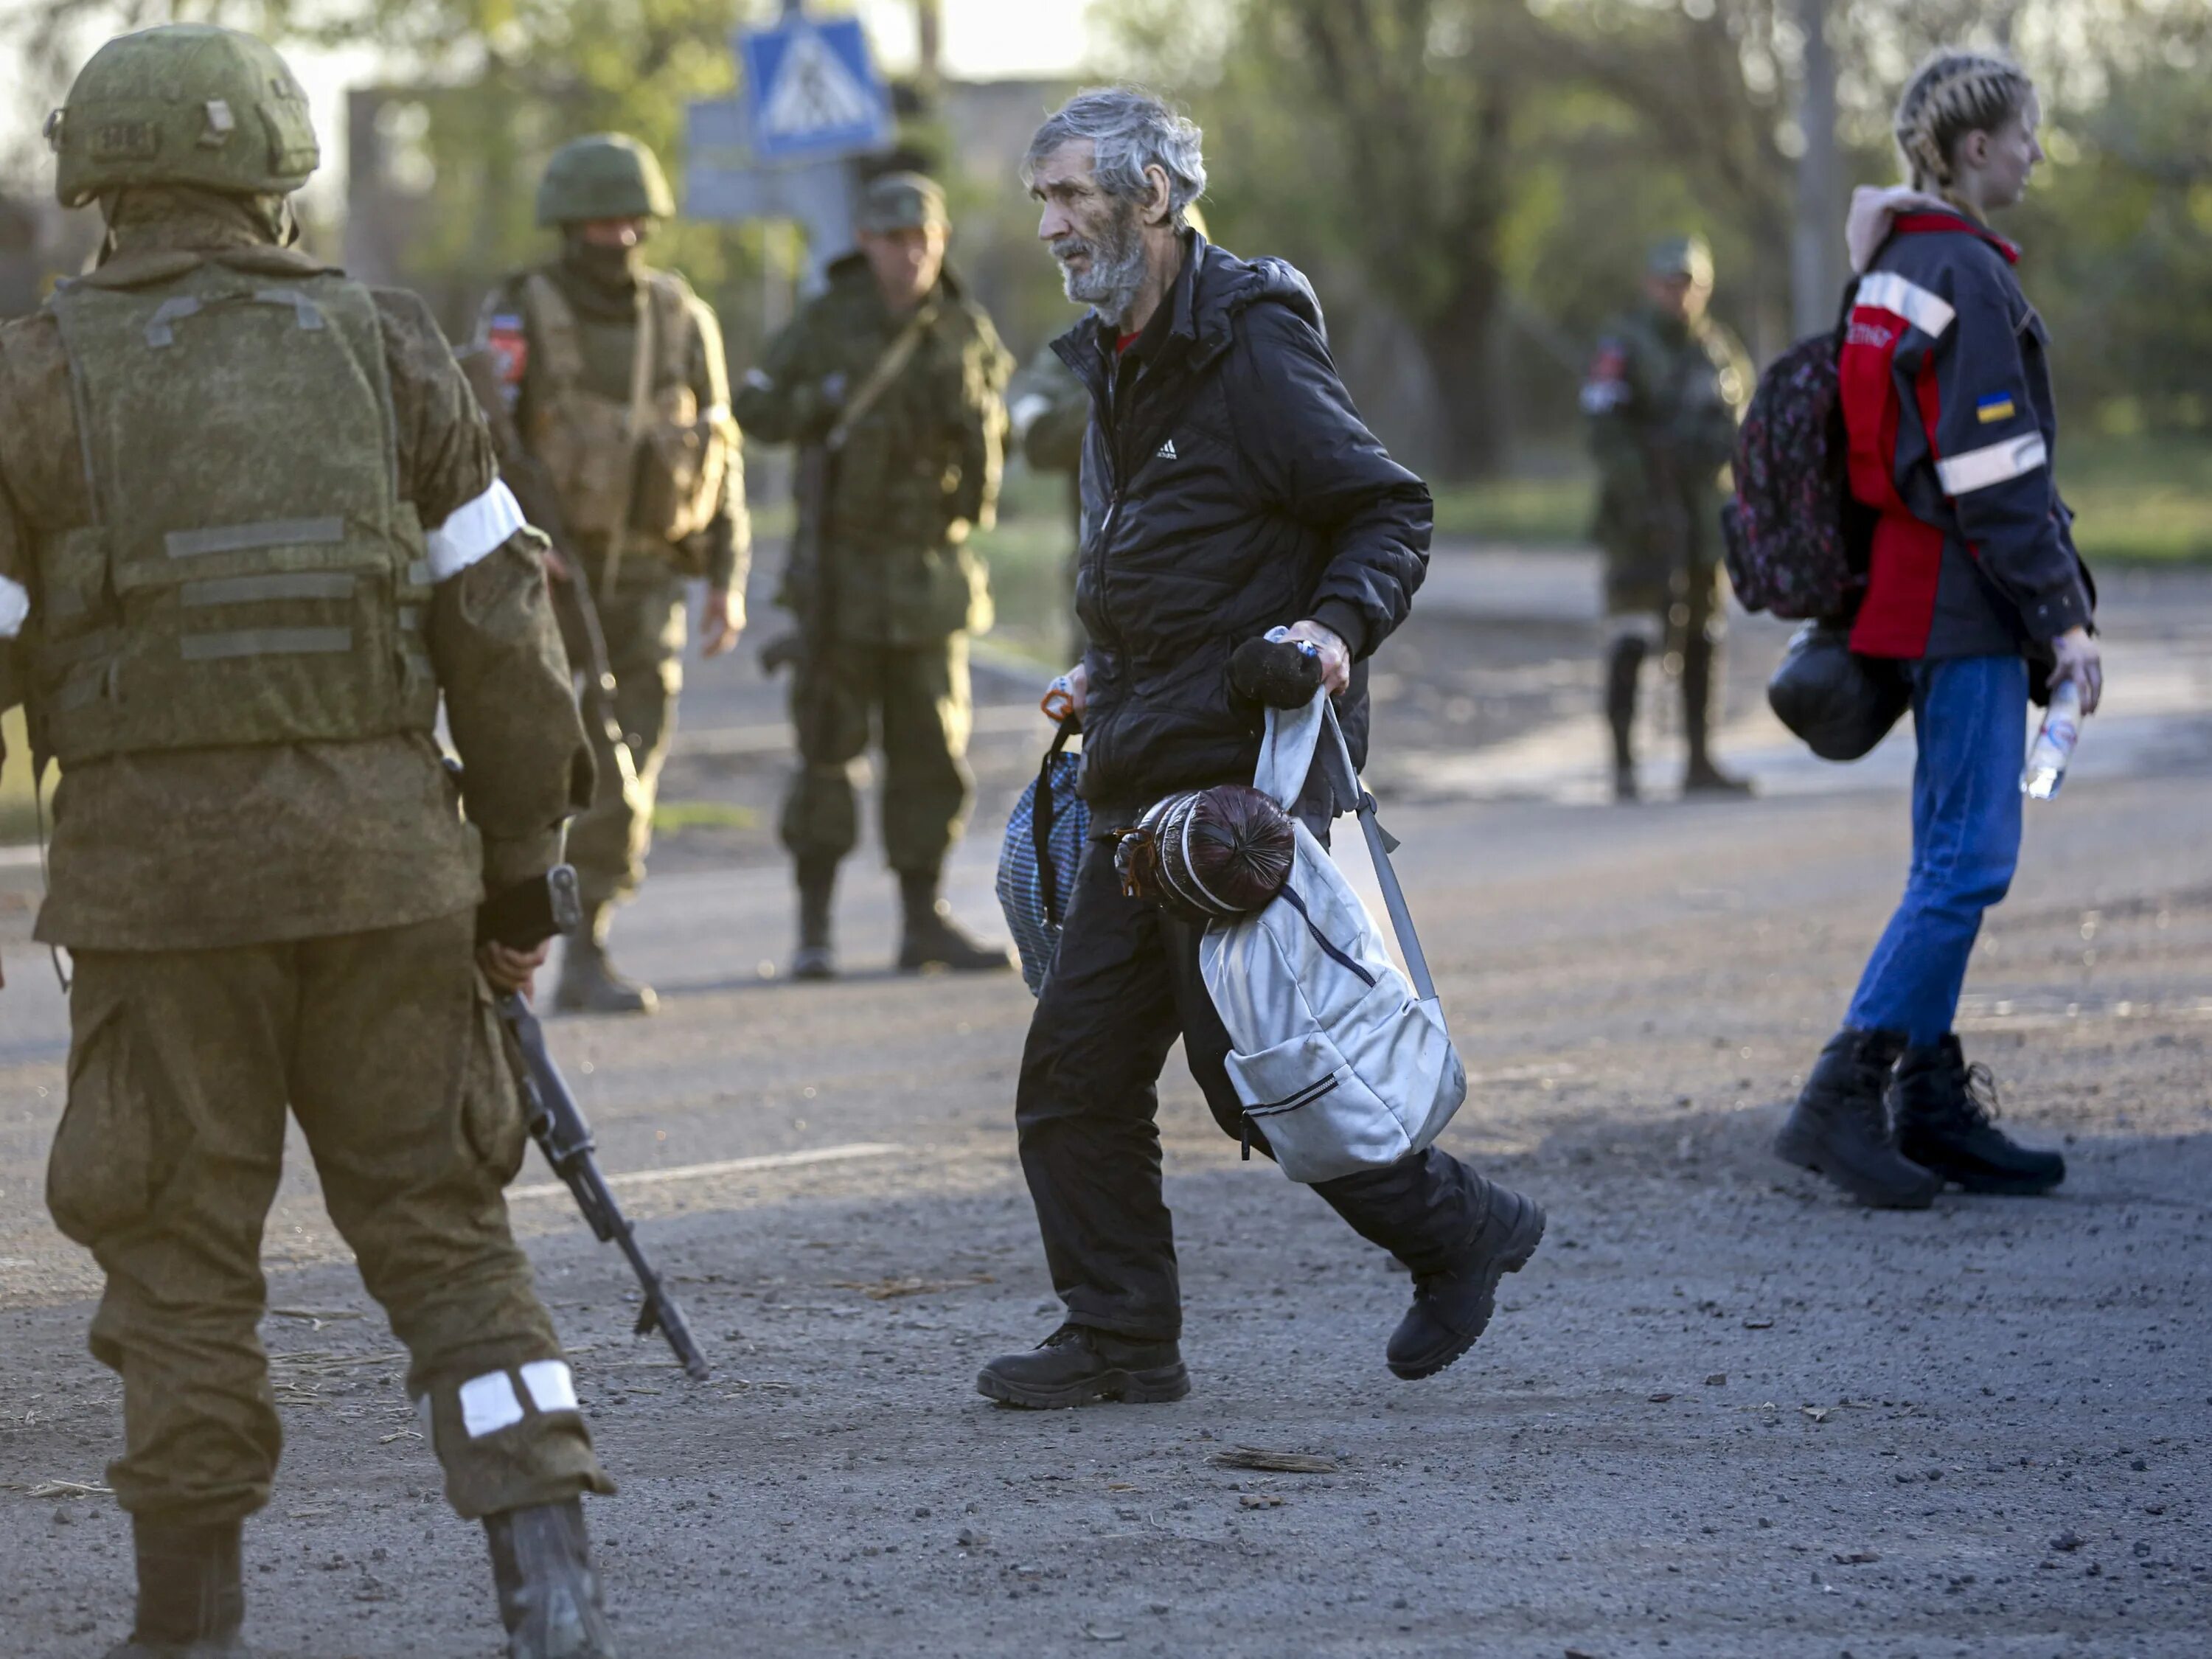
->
<box><xmin>1052</xmin><ymin>232</ymin><xmax>1432</xmax><ymax>813</ymax></box>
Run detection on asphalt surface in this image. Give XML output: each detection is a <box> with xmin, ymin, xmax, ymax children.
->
<box><xmin>1</xmin><ymin>551</ymin><xmax>2208</xmax><ymax>1658</ymax></box>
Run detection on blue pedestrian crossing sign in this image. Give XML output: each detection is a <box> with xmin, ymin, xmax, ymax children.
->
<box><xmin>739</xmin><ymin>14</ymin><xmax>893</xmax><ymax>164</ymax></box>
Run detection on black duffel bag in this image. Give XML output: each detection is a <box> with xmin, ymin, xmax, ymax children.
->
<box><xmin>1767</xmin><ymin>620</ymin><xmax>1913</xmax><ymax>762</ymax></box>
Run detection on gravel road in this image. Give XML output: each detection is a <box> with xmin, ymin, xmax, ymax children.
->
<box><xmin>1</xmin><ymin>557</ymin><xmax>2206</xmax><ymax>1658</ymax></box>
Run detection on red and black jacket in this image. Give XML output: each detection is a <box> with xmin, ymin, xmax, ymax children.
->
<box><xmin>1840</xmin><ymin>210</ymin><xmax>2093</xmax><ymax>660</ymax></box>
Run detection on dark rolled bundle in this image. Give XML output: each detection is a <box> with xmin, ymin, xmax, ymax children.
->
<box><xmin>1229</xmin><ymin>635</ymin><xmax>1325</xmax><ymax>709</ymax></box>
<box><xmin>1767</xmin><ymin>619</ymin><xmax>1911</xmax><ymax>762</ymax></box>
<box><xmin>1116</xmin><ymin>784</ymin><xmax>1296</xmax><ymax>923</ymax></box>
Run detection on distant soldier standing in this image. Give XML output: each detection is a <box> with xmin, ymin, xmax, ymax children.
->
<box><xmin>1583</xmin><ymin>235</ymin><xmax>1753</xmax><ymax>799</ymax></box>
<box><xmin>477</xmin><ymin>133</ymin><xmax>749</xmax><ymax>1015</ymax></box>
<box><xmin>736</xmin><ymin>173</ymin><xmax>1015</xmax><ymax>979</ymax></box>
<box><xmin>2</xmin><ymin>25</ymin><xmax>616</xmax><ymax>1657</ymax></box>
<box><xmin>1006</xmin><ymin>338</ymin><xmax>1091</xmax><ymax>655</ymax></box>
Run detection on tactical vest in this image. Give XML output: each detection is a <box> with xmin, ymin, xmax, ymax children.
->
<box><xmin>520</xmin><ymin>270</ymin><xmax>732</xmax><ymax>552</ymax></box>
<box><xmin>32</xmin><ymin>259</ymin><xmax>438</xmax><ymax>765</ymax></box>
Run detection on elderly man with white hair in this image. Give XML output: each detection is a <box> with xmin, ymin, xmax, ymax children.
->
<box><xmin>978</xmin><ymin>86</ymin><xmax>1546</xmax><ymax>1408</ymax></box>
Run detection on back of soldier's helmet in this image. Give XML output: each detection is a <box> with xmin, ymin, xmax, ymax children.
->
<box><xmin>535</xmin><ymin>134</ymin><xmax>675</xmax><ymax>227</ymax></box>
<box><xmin>49</xmin><ymin>23</ymin><xmax>319</xmax><ymax>209</ymax></box>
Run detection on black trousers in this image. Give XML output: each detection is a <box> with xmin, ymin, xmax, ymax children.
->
<box><xmin>1015</xmin><ymin>831</ymin><xmax>1488</xmax><ymax>1341</ymax></box>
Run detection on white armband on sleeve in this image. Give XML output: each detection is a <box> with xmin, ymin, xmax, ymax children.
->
<box><xmin>424</xmin><ymin>477</ymin><xmax>527</xmax><ymax>581</ymax></box>
<box><xmin>0</xmin><ymin>574</ymin><xmax>27</xmax><ymax>640</ymax></box>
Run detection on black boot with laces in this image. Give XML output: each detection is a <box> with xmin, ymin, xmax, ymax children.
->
<box><xmin>1891</xmin><ymin>1035</ymin><xmax>2066</xmax><ymax>1195</ymax></box>
<box><xmin>1773</xmin><ymin>1028</ymin><xmax>1939</xmax><ymax>1208</ymax></box>
<box><xmin>975</xmin><ymin>1324</ymin><xmax>1188</xmax><ymax>1408</ymax></box>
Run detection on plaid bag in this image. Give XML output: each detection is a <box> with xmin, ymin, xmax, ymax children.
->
<box><xmin>995</xmin><ymin>724</ymin><xmax>1088</xmax><ymax>995</ymax></box>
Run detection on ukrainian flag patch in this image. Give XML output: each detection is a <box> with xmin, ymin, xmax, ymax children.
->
<box><xmin>1977</xmin><ymin>392</ymin><xmax>2018</xmax><ymax>424</ymax></box>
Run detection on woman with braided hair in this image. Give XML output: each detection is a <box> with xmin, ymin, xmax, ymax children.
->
<box><xmin>1774</xmin><ymin>50</ymin><xmax>2096</xmax><ymax>1208</ymax></box>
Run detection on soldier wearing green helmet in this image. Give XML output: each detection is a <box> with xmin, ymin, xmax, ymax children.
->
<box><xmin>1</xmin><ymin>24</ymin><xmax>618</xmax><ymax>1659</ymax></box>
<box><xmin>1582</xmin><ymin>233</ymin><xmax>1755</xmax><ymax>799</ymax></box>
<box><xmin>735</xmin><ymin>170</ymin><xmax>1016</xmax><ymax>980</ymax></box>
<box><xmin>475</xmin><ymin>133</ymin><xmax>751</xmax><ymax>1015</ymax></box>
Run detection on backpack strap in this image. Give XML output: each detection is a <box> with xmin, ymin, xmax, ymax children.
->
<box><xmin>1033</xmin><ymin>722</ymin><xmax>1075</xmax><ymax>928</ymax></box>
<box><xmin>1318</xmin><ymin>698</ymin><xmax>1439</xmax><ymax>1004</ymax></box>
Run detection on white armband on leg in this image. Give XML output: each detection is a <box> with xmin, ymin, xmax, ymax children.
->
<box><xmin>424</xmin><ymin>478</ymin><xmax>527</xmax><ymax>582</ymax></box>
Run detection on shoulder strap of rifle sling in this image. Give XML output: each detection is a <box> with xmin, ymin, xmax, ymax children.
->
<box><xmin>826</xmin><ymin>302</ymin><xmax>937</xmax><ymax>453</ymax></box>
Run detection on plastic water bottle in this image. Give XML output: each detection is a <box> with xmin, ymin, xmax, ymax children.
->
<box><xmin>2021</xmin><ymin>678</ymin><xmax>2082</xmax><ymax>800</ymax></box>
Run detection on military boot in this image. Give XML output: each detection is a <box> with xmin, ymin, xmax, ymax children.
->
<box><xmin>1682</xmin><ymin>630</ymin><xmax>1753</xmax><ymax>796</ymax></box>
<box><xmin>483</xmin><ymin>1499</ymin><xmax>617</xmax><ymax>1659</ymax></box>
<box><xmin>790</xmin><ymin>858</ymin><xmax>838</xmax><ymax>981</ymax></box>
<box><xmin>1604</xmin><ymin>635</ymin><xmax>1644</xmax><ymax>803</ymax></box>
<box><xmin>897</xmin><ymin>869</ymin><xmax>1011</xmax><ymax>973</ymax></box>
<box><xmin>554</xmin><ymin>908</ymin><xmax>657</xmax><ymax>1016</ymax></box>
<box><xmin>1386</xmin><ymin>1175</ymin><xmax>1547</xmax><ymax>1380</ymax></box>
<box><xmin>1892</xmin><ymin>1035</ymin><xmax>2066</xmax><ymax>1194</ymax></box>
<box><xmin>975</xmin><ymin>1324</ymin><xmax>1189</xmax><ymax>1408</ymax></box>
<box><xmin>105</xmin><ymin>1515</ymin><xmax>246</xmax><ymax>1658</ymax></box>
<box><xmin>1773</xmin><ymin>1029</ymin><xmax>1939</xmax><ymax>1208</ymax></box>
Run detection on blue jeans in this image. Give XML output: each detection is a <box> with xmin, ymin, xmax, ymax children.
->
<box><xmin>1846</xmin><ymin>654</ymin><xmax>2028</xmax><ymax>1046</ymax></box>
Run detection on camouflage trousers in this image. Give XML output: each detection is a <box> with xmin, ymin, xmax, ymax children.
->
<box><xmin>46</xmin><ymin>911</ymin><xmax>611</xmax><ymax>1524</ymax></box>
<box><xmin>780</xmin><ymin>634</ymin><xmax>973</xmax><ymax>874</ymax></box>
<box><xmin>566</xmin><ymin>551</ymin><xmax>689</xmax><ymax>913</ymax></box>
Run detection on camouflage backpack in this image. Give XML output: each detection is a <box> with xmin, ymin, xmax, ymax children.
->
<box><xmin>1719</xmin><ymin>285</ymin><xmax>1874</xmax><ymax>622</ymax></box>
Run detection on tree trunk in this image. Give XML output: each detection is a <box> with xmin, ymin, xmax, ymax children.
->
<box><xmin>1790</xmin><ymin>0</ymin><xmax>1843</xmax><ymax>342</ymax></box>
<box><xmin>1418</xmin><ymin>261</ymin><xmax>1507</xmax><ymax>479</ymax></box>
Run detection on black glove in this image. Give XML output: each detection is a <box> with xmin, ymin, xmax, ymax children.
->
<box><xmin>477</xmin><ymin>866</ymin><xmax>584</xmax><ymax>950</ymax></box>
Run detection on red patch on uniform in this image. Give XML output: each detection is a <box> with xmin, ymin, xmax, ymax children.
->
<box><xmin>486</xmin><ymin>327</ymin><xmax>529</xmax><ymax>387</ymax></box>
<box><xmin>1589</xmin><ymin>345</ymin><xmax>1626</xmax><ymax>380</ymax></box>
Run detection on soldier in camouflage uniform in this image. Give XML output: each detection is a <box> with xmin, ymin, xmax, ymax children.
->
<box><xmin>1583</xmin><ymin>234</ymin><xmax>1753</xmax><ymax>799</ymax></box>
<box><xmin>1008</xmin><ymin>339</ymin><xmax>1092</xmax><ymax>657</ymax></box>
<box><xmin>476</xmin><ymin>134</ymin><xmax>749</xmax><ymax>1015</ymax></box>
<box><xmin>735</xmin><ymin>173</ymin><xmax>1015</xmax><ymax>979</ymax></box>
<box><xmin>1</xmin><ymin>27</ymin><xmax>616</xmax><ymax>1658</ymax></box>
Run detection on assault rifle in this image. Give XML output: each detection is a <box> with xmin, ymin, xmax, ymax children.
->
<box><xmin>454</xmin><ymin>348</ymin><xmax>639</xmax><ymax>798</ymax></box>
<box><xmin>479</xmin><ymin>868</ymin><xmax>712</xmax><ymax>1382</ymax></box>
<box><xmin>756</xmin><ymin>441</ymin><xmax>838</xmax><ymax>752</ymax></box>
<box><xmin>755</xmin><ymin>310</ymin><xmax>935</xmax><ymax>749</ymax></box>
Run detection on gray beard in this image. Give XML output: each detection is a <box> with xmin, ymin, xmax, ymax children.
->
<box><xmin>1053</xmin><ymin>206</ymin><xmax>1148</xmax><ymax>326</ymax></box>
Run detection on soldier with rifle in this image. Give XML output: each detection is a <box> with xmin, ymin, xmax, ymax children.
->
<box><xmin>737</xmin><ymin>173</ymin><xmax>1015</xmax><ymax>980</ymax></box>
<box><xmin>475</xmin><ymin>133</ymin><xmax>749</xmax><ymax>1014</ymax></box>
<box><xmin>1582</xmin><ymin>234</ymin><xmax>1753</xmax><ymax>800</ymax></box>
<box><xmin>0</xmin><ymin>25</ymin><xmax>619</xmax><ymax>1655</ymax></box>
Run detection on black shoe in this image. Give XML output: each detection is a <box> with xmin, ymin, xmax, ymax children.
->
<box><xmin>484</xmin><ymin>1499</ymin><xmax>618</xmax><ymax>1659</ymax></box>
<box><xmin>1683</xmin><ymin>757</ymin><xmax>1754</xmax><ymax>796</ymax></box>
<box><xmin>1613</xmin><ymin>763</ymin><xmax>1640</xmax><ymax>803</ymax></box>
<box><xmin>1386</xmin><ymin>1178</ymin><xmax>1547</xmax><ymax>1380</ymax></box>
<box><xmin>106</xmin><ymin>1517</ymin><xmax>247</xmax><ymax>1658</ymax></box>
<box><xmin>1893</xmin><ymin>1036</ymin><xmax>2065</xmax><ymax>1194</ymax></box>
<box><xmin>789</xmin><ymin>943</ymin><xmax>837</xmax><ymax>981</ymax></box>
<box><xmin>898</xmin><ymin>872</ymin><xmax>1012</xmax><ymax>974</ymax></box>
<box><xmin>554</xmin><ymin>940</ymin><xmax>657</xmax><ymax>1016</ymax></box>
<box><xmin>1774</xmin><ymin>1029</ymin><xmax>1939</xmax><ymax>1208</ymax></box>
<box><xmin>975</xmin><ymin>1324</ymin><xmax>1189</xmax><ymax>1408</ymax></box>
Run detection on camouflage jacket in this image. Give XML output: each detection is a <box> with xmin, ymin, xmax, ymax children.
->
<box><xmin>1583</xmin><ymin>305</ymin><xmax>1751</xmax><ymax>567</ymax></box>
<box><xmin>1008</xmin><ymin>339</ymin><xmax>1089</xmax><ymax>476</ymax></box>
<box><xmin>0</xmin><ymin>192</ymin><xmax>590</xmax><ymax>950</ymax></box>
<box><xmin>734</xmin><ymin>256</ymin><xmax>1012</xmax><ymax>645</ymax></box>
<box><xmin>476</xmin><ymin>254</ymin><xmax>750</xmax><ymax>590</ymax></box>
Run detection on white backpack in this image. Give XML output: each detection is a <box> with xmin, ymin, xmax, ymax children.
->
<box><xmin>1199</xmin><ymin>693</ymin><xmax>1466</xmax><ymax>1183</ymax></box>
